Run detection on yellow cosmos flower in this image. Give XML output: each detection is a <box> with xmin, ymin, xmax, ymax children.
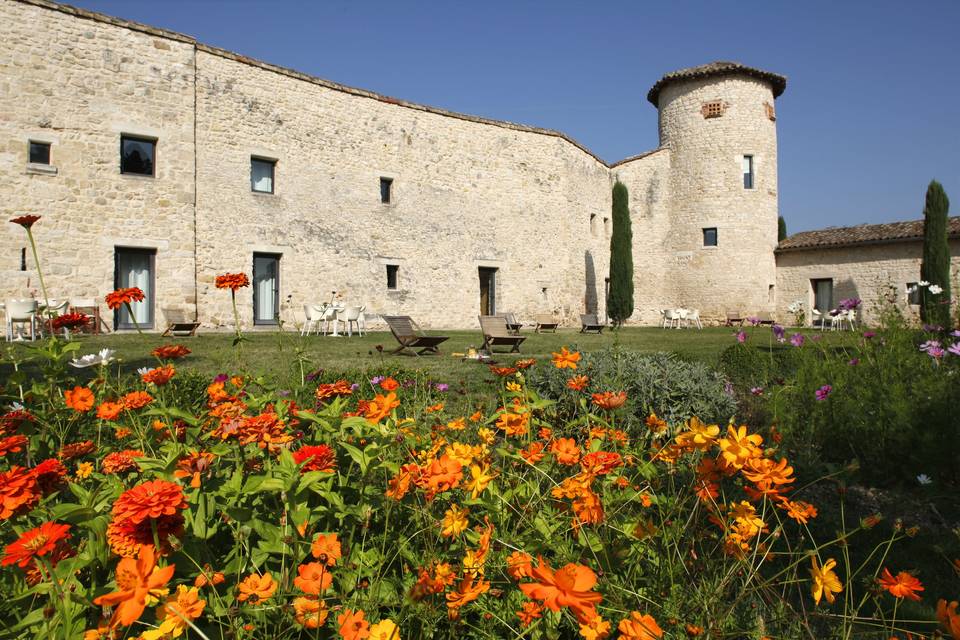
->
<box><xmin>674</xmin><ymin>417</ymin><xmax>720</xmax><ymax>450</ymax></box>
<box><xmin>505</xmin><ymin>382</ymin><xmax>522</xmax><ymax>393</ymax></box>
<box><xmin>728</xmin><ymin>501</ymin><xmax>765</xmax><ymax>536</ymax></box>
<box><xmin>441</xmin><ymin>505</ymin><xmax>469</xmax><ymax>538</ymax></box>
<box><xmin>368</xmin><ymin>618</ymin><xmax>401</xmax><ymax>640</ymax></box>
<box><xmin>477</xmin><ymin>428</ymin><xmax>496</xmax><ymax>445</ymax></box>
<box><xmin>810</xmin><ymin>556</ymin><xmax>843</xmax><ymax>605</ymax></box>
<box><xmin>718</xmin><ymin>424</ymin><xmax>763</xmax><ymax>469</ymax></box>
<box><xmin>464</xmin><ymin>464</ymin><xmax>495</xmax><ymax>499</ymax></box>
<box><xmin>76</xmin><ymin>461</ymin><xmax>94</xmax><ymax>479</ymax></box>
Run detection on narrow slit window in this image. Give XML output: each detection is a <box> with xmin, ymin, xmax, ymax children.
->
<box><xmin>380</xmin><ymin>177</ymin><xmax>393</xmax><ymax>204</ymax></box>
<box><xmin>386</xmin><ymin>264</ymin><xmax>399</xmax><ymax>290</ymax></box>
<box><xmin>703</xmin><ymin>227</ymin><xmax>718</xmax><ymax>247</ymax></box>
<box><xmin>29</xmin><ymin>141</ymin><xmax>50</xmax><ymax>165</ymax></box>
<box><xmin>251</xmin><ymin>157</ymin><xmax>276</xmax><ymax>193</ymax></box>
<box><xmin>742</xmin><ymin>155</ymin><xmax>754</xmax><ymax>189</ymax></box>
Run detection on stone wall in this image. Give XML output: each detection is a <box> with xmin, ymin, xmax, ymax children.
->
<box><xmin>775</xmin><ymin>241</ymin><xmax>960</xmax><ymax>326</ymax></box>
<box><xmin>657</xmin><ymin>76</ymin><xmax>780</xmax><ymax>324</ymax></box>
<box><xmin>0</xmin><ymin>0</ymin><xmax>197</xmax><ymax>329</ymax></box>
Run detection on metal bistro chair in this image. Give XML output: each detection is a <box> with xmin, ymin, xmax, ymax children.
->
<box><xmin>5</xmin><ymin>299</ymin><xmax>39</xmax><ymax>341</ymax></box>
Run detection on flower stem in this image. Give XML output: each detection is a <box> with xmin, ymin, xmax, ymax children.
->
<box><xmin>123</xmin><ymin>301</ymin><xmax>144</xmax><ymax>335</ymax></box>
<box><xmin>24</xmin><ymin>228</ymin><xmax>50</xmax><ymax>311</ymax></box>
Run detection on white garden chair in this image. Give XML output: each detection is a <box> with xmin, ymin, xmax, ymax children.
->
<box><xmin>336</xmin><ymin>306</ymin><xmax>364</xmax><ymax>337</ymax></box>
<box><xmin>677</xmin><ymin>308</ymin><xmax>689</xmax><ymax>329</ymax></box>
<box><xmin>828</xmin><ymin>311</ymin><xmax>843</xmax><ymax>331</ymax></box>
<box><xmin>812</xmin><ymin>309</ymin><xmax>824</xmax><ymax>330</ymax></box>
<box><xmin>663</xmin><ymin>308</ymin><xmax>679</xmax><ymax>329</ymax></box>
<box><xmin>301</xmin><ymin>304</ymin><xmax>319</xmax><ymax>336</ymax></box>
<box><xmin>317</xmin><ymin>305</ymin><xmax>341</xmax><ymax>336</ymax></box>
<box><xmin>659</xmin><ymin>309</ymin><xmax>669</xmax><ymax>328</ymax></box>
<box><xmin>5</xmin><ymin>299</ymin><xmax>39</xmax><ymax>341</ymax></box>
<box><xmin>688</xmin><ymin>308</ymin><xmax>703</xmax><ymax>330</ymax></box>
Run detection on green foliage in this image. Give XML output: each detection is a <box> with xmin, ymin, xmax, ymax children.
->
<box><xmin>920</xmin><ymin>180</ymin><xmax>952</xmax><ymax>326</ymax></box>
<box><xmin>528</xmin><ymin>347</ymin><xmax>736</xmax><ymax>428</ymax></box>
<box><xmin>607</xmin><ymin>181</ymin><xmax>634</xmax><ymax>326</ymax></box>
<box><xmin>777</xmin><ymin>215</ymin><xmax>788</xmax><ymax>242</ymax></box>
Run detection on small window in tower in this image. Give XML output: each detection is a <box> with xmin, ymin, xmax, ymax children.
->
<box><xmin>251</xmin><ymin>157</ymin><xmax>276</xmax><ymax>193</ymax></box>
<box><xmin>121</xmin><ymin>135</ymin><xmax>156</xmax><ymax>176</ymax></box>
<box><xmin>386</xmin><ymin>264</ymin><xmax>399</xmax><ymax>290</ymax></box>
<box><xmin>590</xmin><ymin>214</ymin><xmax>597</xmax><ymax>236</ymax></box>
<box><xmin>29</xmin><ymin>141</ymin><xmax>51</xmax><ymax>165</ymax></box>
<box><xmin>701</xmin><ymin>100</ymin><xmax>726</xmax><ymax>119</ymax></box>
<box><xmin>702</xmin><ymin>227</ymin><xmax>718</xmax><ymax>247</ymax></box>
<box><xmin>764</xmin><ymin>101</ymin><xmax>776</xmax><ymax>121</ymax></box>
<box><xmin>603</xmin><ymin>217</ymin><xmax>611</xmax><ymax>236</ymax></box>
<box><xmin>742</xmin><ymin>155</ymin><xmax>754</xmax><ymax>189</ymax></box>
<box><xmin>380</xmin><ymin>177</ymin><xmax>393</xmax><ymax>204</ymax></box>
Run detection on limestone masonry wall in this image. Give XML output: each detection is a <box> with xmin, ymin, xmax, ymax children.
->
<box><xmin>0</xmin><ymin>0</ymin><xmax>796</xmax><ymax>332</ymax></box>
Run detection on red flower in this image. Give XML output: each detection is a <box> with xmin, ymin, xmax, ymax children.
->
<box><xmin>51</xmin><ymin>313</ymin><xmax>90</xmax><ymax>330</ymax></box>
<box><xmin>0</xmin><ymin>466</ymin><xmax>40</xmax><ymax>519</ymax></box>
<box><xmin>591</xmin><ymin>391</ymin><xmax>627</xmax><ymax>411</ymax></box>
<box><xmin>10</xmin><ymin>215</ymin><xmax>40</xmax><ymax>229</ymax></box>
<box><xmin>215</xmin><ymin>273</ymin><xmax>250</xmax><ymax>291</ymax></box>
<box><xmin>101</xmin><ymin>449</ymin><xmax>144</xmax><ymax>474</ymax></box>
<box><xmin>152</xmin><ymin>344</ymin><xmax>191</xmax><ymax>359</ymax></box>
<box><xmin>519</xmin><ymin>557</ymin><xmax>603</xmax><ymax>622</ymax></box>
<box><xmin>121</xmin><ymin>391</ymin><xmax>153</xmax><ymax>410</ymax></box>
<box><xmin>878</xmin><ymin>568</ymin><xmax>924</xmax><ymax>601</ymax></box>
<box><xmin>58</xmin><ymin>440</ymin><xmax>95</xmax><ymax>460</ymax></box>
<box><xmin>1</xmin><ymin>521</ymin><xmax>71</xmax><ymax>568</ymax></box>
<box><xmin>107</xmin><ymin>480</ymin><xmax>187</xmax><ymax>557</ymax></box>
<box><xmin>105</xmin><ymin>287</ymin><xmax>145</xmax><ymax>310</ymax></box>
<box><xmin>31</xmin><ymin>458</ymin><xmax>67</xmax><ymax>494</ymax></box>
<box><xmin>0</xmin><ymin>435</ymin><xmax>28</xmax><ymax>457</ymax></box>
<box><xmin>292</xmin><ymin>445</ymin><xmax>337</xmax><ymax>473</ymax></box>
<box><xmin>141</xmin><ymin>365</ymin><xmax>176</xmax><ymax>386</ymax></box>
<box><xmin>580</xmin><ymin>451</ymin><xmax>623</xmax><ymax>475</ymax></box>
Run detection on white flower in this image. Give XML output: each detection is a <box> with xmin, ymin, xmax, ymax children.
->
<box><xmin>928</xmin><ymin>284</ymin><xmax>943</xmax><ymax>295</ymax></box>
<box><xmin>137</xmin><ymin>367</ymin><xmax>151</xmax><ymax>376</ymax></box>
<box><xmin>69</xmin><ymin>349</ymin><xmax>117</xmax><ymax>369</ymax></box>
<box><xmin>918</xmin><ymin>280</ymin><xmax>930</xmax><ymax>287</ymax></box>
<box><xmin>916</xmin><ymin>473</ymin><xmax>932</xmax><ymax>486</ymax></box>
<box><xmin>9</xmin><ymin>402</ymin><xmax>24</xmax><ymax>411</ymax></box>
<box><xmin>99</xmin><ymin>348</ymin><xmax>116</xmax><ymax>361</ymax></box>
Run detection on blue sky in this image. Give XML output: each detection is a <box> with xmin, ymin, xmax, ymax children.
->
<box><xmin>72</xmin><ymin>0</ymin><xmax>959</xmax><ymax>233</ymax></box>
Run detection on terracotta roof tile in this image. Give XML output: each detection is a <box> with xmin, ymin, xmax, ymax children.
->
<box><xmin>777</xmin><ymin>217</ymin><xmax>960</xmax><ymax>252</ymax></box>
<box><xmin>647</xmin><ymin>61</ymin><xmax>787</xmax><ymax>105</ymax></box>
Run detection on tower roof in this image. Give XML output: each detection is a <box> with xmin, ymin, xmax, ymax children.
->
<box><xmin>647</xmin><ymin>61</ymin><xmax>787</xmax><ymax>106</ymax></box>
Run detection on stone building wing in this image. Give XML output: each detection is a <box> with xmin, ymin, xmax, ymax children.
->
<box><xmin>647</xmin><ymin>61</ymin><xmax>787</xmax><ymax>105</ymax></box>
<box><xmin>777</xmin><ymin>217</ymin><xmax>960</xmax><ymax>252</ymax></box>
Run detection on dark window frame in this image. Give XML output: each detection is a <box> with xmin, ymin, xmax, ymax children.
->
<box><xmin>386</xmin><ymin>264</ymin><xmax>399</xmax><ymax>290</ymax></box>
<box><xmin>29</xmin><ymin>141</ymin><xmax>51</xmax><ymax>165</ymax></box>
<box><xmin>251</xmin><ymin>157</ymin><xmax>277</xmax><ymax>194</ymax></box>
<box><xmin>113</xmin><ymin>246</ymin><xmax>156</xmax><ymax>330</ymax></box>
<box><xmin>743</xmin><ymin>154</ymin><xmax>754</xmax><ymax>189</ymax></box>
<box><xmin>252</xmin><ymin>252</ymin><xmax>282</xmax><ymax>325</ymax></box>
<box><xmin>120</xmin><ymin>134</ymin><xmax>157</xmax><ymax>177</ymax></box>
<box><xmin>811</xmin><ymin>278</ymin><xmax>834</xmax><ymax>315</ymax></box>
<box><xmin>702</xmin><ymin>227</ymin><xmax>718</xmax><ymax>247</ymax></box>
<box><xmin>906</xmin><ymin>282</ymin><xmax>921</xmax><ymax>305</ymax></box>
<box><xmin>380</xmin><ymin>177</ymin><xmax>393</xmax><ymax>204</ymax></box>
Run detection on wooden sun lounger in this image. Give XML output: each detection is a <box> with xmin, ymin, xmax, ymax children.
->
<box><xmin>534</xmin><ymin>314</ymin><xmax>559</xmax><ymax>333</ymax></box>
<box><xmin>479</xmin><ymin>315</ymin><xmax>526</xmax><ymax>353</ymax></box>
<box><xmin>580</xmin><ymin>313</ymin><xmax>604</xmax><ymax>334</ymax></box>
<box><xmin>499</xmin><ymin>313</ymin><xmax>523</xmax><ymax>336</ymax></box>
<box><xmin>382</xmin><ymin>315</ymin><xmax>449</xmax><ymax>356</ymax></box>
<box><xmin>725</xmin><ymin>311</ymin><xmax>745</xmax><ymax>327</ymax></box>
<box><xmin>162</xmin><ymin>321</ymin><xmax>201</xmax><ymax>337</ymax></box>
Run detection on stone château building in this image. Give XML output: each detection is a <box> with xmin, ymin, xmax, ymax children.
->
<box><xmin>1</xmin><ymin>0</ymin><xmax>957</xmax><ymax>330</ymax></box>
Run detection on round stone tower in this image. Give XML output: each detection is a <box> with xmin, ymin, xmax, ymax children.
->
<box><xmin>648</xmin><ymin>61</ymin><xmax>786</xmax><ymax>321</ymax></box>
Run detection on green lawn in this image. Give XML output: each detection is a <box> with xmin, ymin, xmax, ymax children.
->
<box><xmin>4</xmin><ymin>326</ymin><xmax>757</xmax><ymax>388</ymax></box>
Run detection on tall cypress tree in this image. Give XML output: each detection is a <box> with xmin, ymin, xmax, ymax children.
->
<box><xmin>920</xmin><ymin>180</ymin><xmax>951</xmax><ymax>326</ymax></box>
<box><xmin>778</xmin><ymin>216</ymin><xmax>788</xmax><ymax>242</ymax></box>
<box><xmin>607</xmin><ymin>181</ymin><xmax>634</xmax><ymax>327</ymax></box>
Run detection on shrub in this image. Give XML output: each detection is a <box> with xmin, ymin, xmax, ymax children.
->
<box><xmin>607</xmin><ymin>181</ymin><xmax>634</xmax><ymax>326</ymax></box>
<box><xmin>527</xmin><ymin>347</ymin><xmax>736</xmax><ymax>428</ymax></box>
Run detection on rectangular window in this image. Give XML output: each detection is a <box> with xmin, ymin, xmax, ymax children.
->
<box><xmin>251</xmin><ymin>157</ymin><xmax>275</xmax><ymax>193</ymax></box>
<box><xmin>702</xmin><ymin>227</ymin><xmax>718</xmax><ymax>247</ymax></box>
<box><xmin>114</xmin><ymin>247</ymin><xmax>155</xmax><ymax>329</ymax></box>
<box><xmin>812</xmin><ymin>278</ymin><xmax>833</xmax><ymax>315</ymax></box>
<box><xmin>380</xmin><ymin>177</ymin><xmax>393</xmax><ymax>204</ymax></box>
<box><xmin>906</xmin><ymin>282</ymin><xmax>921</xmax><ymax>305</ymax></box>
<box><xmin>386</xmin><ymin>264</ymin><xmax>399</xmax><ymax>290</ymax></box>
<box><xmin>120</xmin><ymin>135</ymin><xmax>156</xmax><ymax>176</ymax></box>
<box><xmin>742</xmin><ymin>155</ymin><xmax>754</xmax><ymax>189</ymax></box>
<box><xmin>29</xmin><ymin>141</ymin><xmax>50</xmax><ymax>165</ymax></box>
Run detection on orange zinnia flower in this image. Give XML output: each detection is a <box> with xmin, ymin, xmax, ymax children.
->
<box><xmin>0</xmin><ymin>434</ymin><xmax>28</xmax><ymax>457</ymax></box>
<box><xmin>550</xmin><ymin>437</ymin><xmax>581</xmax><ymax>465</ymax></box>
<box><xmin>237</xmin><ymin>572</ymin><xmax>277</xmax><ymax>604</ymax></box>
<box><xmin>379</xmin><ymin>377</ymin><xmax>399</xmax><ymax>391</ymax></box>
<box><xmin>10</xmin><ymin>214</ymin><xmax>40</xmax><ymax>228</ymax></box>
<box><xmin>1</xmin><ymin>521</ymin><xmax>71</xmax><ymax>568</ymax></box>
<box><xmin>152</xmin><ymin>344</ymin><xmax>191</xmax><ymax>359</ymax></box>
<box><xmin>96</xmin><ymin>402</ymin><xmax>124</xmax><ymax>421</ymax></box>
<box><xmin>519</xmin><ymin>442</ymin><xmax>546</xmax><ymax>465</ymax></box>
<box><xmin>93</xmin><ymin>545</ymin><xmax>175</xmax><ymax>628</ymax></box>
<box><xmin>294</xmin><ymin>596</ymin><xmax>329</xmax><ymax>629</ymax></box>
<box><xmin>293</xmin><ymin>562</ymin><xmax>333</xmax><ymax>594</ymax></box>
<box><xmin>364</xmin><ymin>392</ymin><xmax>400</xmax><ymax>424</ymax></box>
<box><xmin>488</xmin><ymin>366</ymin><xmax>518</xmax><ymax>377</ymax></box>
<box><xmin>106</xmin><ymin>479</ymin><xmax>186</xmax><ymax>557</ymax></box>
<box><xmin>337</xmin><ymin>608</ymin><xmax>371</xmax><ymax>640</ymax></box>
<box><xmin>567</xmin><ymin>375</ymin><xmax>589</xmax><ymax>391</ymax></box>
<box><xmin>121</xmin><ymin>391</ymin><xmax>153</xmax><ymax>410</ymax></box>
<box><xmin>311</xmin><ymin>532</ymin><xmax>342</xmax><ymax>566</ymax></box>
<box><xmin>591</xmin><ymin>391</ymin><xmax>627</xmax><ymax>411</ymax></box>
<box><xmin>0</xmin><ymin>467</ymin><xmax>40</xmax><ymax>519</ymax></box>
<box><xmin>292</xmin><ymin>445</ymin><xmax>337</xmax><ymax>473</ymax></box>
<box><xmin>316</xmin><ymin>380</ymin><xmax>353</xmax><ymax>401</ymax></box>
<box><xmin>58</xmin><ymin>439</ymin><xmax>95</xmax><ymax>460</ymax></box>
<box><xmin>101</xmin><ymin>449</ymin><xmax>144</xmax><ymax>474</ymax></box>
<box><xmin>551</xmin><ymin>347</ymin><xmax>581</xmax><ymax>369</ymax></box>
<box><xmin>64</xmin><ymin>386</ymin><xmax>95</xmax><ymax>412</ymax></box>
<box><xmin>519</xmin><ymin>557</ymin><xmax>603</xmax><ymax>622</ymax></box>
<box><xmin>580</xmin><ymin>451</ymin><xmax>623</xmax><ymax>475</ymax></box>
<box><xmin>215</xmin><ymin>273</ymin><xmax>250</xmax><ymax>291</ymax></box>
<box><xmin>618</xmin><ymin>612</ymin><xmax>664</xmax><ymax>640</ymax></box>
<box><xmin>514</xmin><ymin>358</ymin><xmax>537</xmax><ymax>369</ymax></box>
<box><xmin>173</xmin><ymin>451</ymin><xmax>217</xmax><ymax>489</ymax></box>
<box><xmin>104</xmin><ymin>287</ymin><xmax>145</xmax><ymax>310</ymax></box>
<box><xmin>936</xmin><ymin>599</ymin><xmax>960</xmax><ymax>639</ymax></box>
<box><xmin>141</xmin><ymin>365</ymin><xmax>176</xmax><ymax>386</ymax></box>
<box><xmin>416</xmin><ymin>454</ymin><xmax>463</xmax><ymax>500</ymax></box>
<box><xmin>878</xmin><ymin>568</ymin><xmax>924</xmax><ymax>601</ymax></box>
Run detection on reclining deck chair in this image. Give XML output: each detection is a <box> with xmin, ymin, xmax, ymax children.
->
<box><xmin>498</xmin><ymin>313</ymin><xmax>523</xmax><ymax>335</ymax></box>
<box><xmin>382</xmin><ymin>315</ymin><xmax>449</xmax><ymax>356</ymax></box>
<box><xmin>580</xmin><ymin>313</ymin><xmax>604</xmax><ymax>334</ymax></box>
<box><xmin>479</xmin><ymin>315</ymin><xmax>526</xmax><ymax>353</ymax></box>
<box><xmin>534</xmin><ymin>314</ymin><xmax>559</xmax><ymax>333</ymax></box>
<box><xmin>161</xmin><ymin>308</ymin><xmax>201</xmax><ymax>337</ymax></box>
